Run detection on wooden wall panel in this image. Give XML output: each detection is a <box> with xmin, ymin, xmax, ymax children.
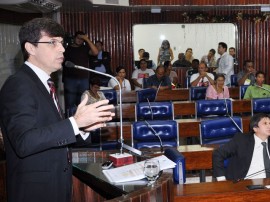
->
<box><xmin>61</xmin><ymin>8</ymin><xmax>270</xmax><ymax>84</ymax></box>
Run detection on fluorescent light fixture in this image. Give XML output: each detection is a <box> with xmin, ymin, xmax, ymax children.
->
<box><xmin>151</xmin><ymin>8</ymin><xmax>161</xmax><ymax>13</ymax></box>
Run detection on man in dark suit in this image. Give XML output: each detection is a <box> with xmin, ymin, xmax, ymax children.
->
<box><xmin>213</xmin><ymin>113</ymin><xmax>270</xmax><ymax>181</ymax></box>
<box><xmin>0</xmin><ymin>18</ymin><xmax>114</xmax><ymax>202</ymax></box>
<box><xmin>89</xmin><ymin>40</ymin><xmax>112</xmax><ymax>86</ymax></box>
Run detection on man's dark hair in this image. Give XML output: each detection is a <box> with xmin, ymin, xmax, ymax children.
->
<box><xmin>142</xmin><ymin>52</ymin><xmax>150</xmax><ymax>59</ymax></box>
<box><xmin>139</xmin><ymin>58</ymin><xmax>147</xmax><ymax>66</ymax></box>
<box><xmin>19</xmin><ymin>18</ymin><xmax>65</xmax><ymax>61</ymax></box>
<box><xmin>255</xmin><ymin>70</ymin><xmax>265</xmax><ymax>77</ymax></box>
<box><xmin>89</xmin><ymin>77</ymin><xmax>101</xmax><ymax>86</ymax></box>
<box><xmin>95</xmin><ymin>40</ymin><xmax>103</xmax><ymax>46</ymax></box>
<box><xmin>218</xmin><ymin>42</ymin><xmax>228</xmax><ymax>51</ymax></box>
<box><xmin>192</xmin><ymin>59</ymin><xmax>199</xmax><ymax>64</ymax></box>
<box><xmin>250</xmin><ymin>113</ymin><xmax>270</xmax><ymax>132</ymax></box>
<box><xmin>229</xmin><ymin>47</ymin><xmax>235</xmax><ymax>51</ymax></box>
<box><xmin>243</xmin><ymin>59</ymin><xmax>254</xmax><ymax>67</ymax></box>
<box><xmin>138</xmin><ymin>48</ymin><xmax>145</xmax><ymax>53</ymax></box>
<box><xmin>209</xmin><ymin>49</ymin><xmax>216</xmax><ymax>55</ymax></box>
<box><xmin>74</xmin><ymin>31</ymin><xmax>85</xmax><ymax>37</ymax></box>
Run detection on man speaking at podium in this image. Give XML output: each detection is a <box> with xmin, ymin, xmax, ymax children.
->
<box><xmin>0</xmin><ymin>18</ymin><xmax>114</xmax><ymax>202</ymax></box>
<box><xmin>213</xmin><ymin>113</ymin><xmax>270</xmax><ymax>182</ymax></box>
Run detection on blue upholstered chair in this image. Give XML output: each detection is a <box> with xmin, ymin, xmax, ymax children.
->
<box><xmin>230</xmin><ymin>74</ymin><xmax>238</xmax><ymax>87</ymax></box>
<box><xmin>251</xmin><ymin>98</ymin><xmax>270</xmax><ymax>116</ymax></box>
<box><xmin>239</xmin><ymin>85</ymin><xmax>249</xmax><ymax>99</ymax></box>
<box><xmin>200</xmin><ymin>116</ymin><xmax>242</xmax><ymax>145</ymax></box>
<box><xmin>101</xmin><ymin>89</ymin><xmax>118</xmax><ymax>105</ymax></box>
<box><xmin>132</xmin><ymin>120</ymin><xmax>179</xmax><ymax>149</ymax></box>
<box><xmin>189</xmin><ymin>86</ymin><xmax>207</xmax><ymax>101</ymax></box>
<box><xmin>195</xmin><ymin>99</ymin><xmax>232</xmax><ymax>118</ymax></box>
<box><xmin>136</xmin><ymin>88</ymin><xmax>157</xmax><ymax>103</ymax></box>
<box><xmin>135</xmin><ymin>101</ymin><xmax>174</xmax><ymax>121</ymax></box>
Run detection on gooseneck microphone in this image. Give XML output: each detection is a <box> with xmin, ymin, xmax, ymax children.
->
<box><xmin>144</xmin><ymin>120</ymin><xmax>164</xmax><ymax>152</ymax></box>
<box><xmin>233</xmin><ymin>168</ymin><xmax>270</xmax><ymax>183</ymax></box>
<box><xmin>146</xmin><ymin>98</ymin><xmax>154</xmax><ymax>120</ymax></box>
<box><xmin>254</xmin><ymin>84</ymin><xmax>270</xmax><ymax>94</ymax></box>
<box><xmin>65</xmin><ymin>61</ymin><xmax>142</xmax><ymax>156</ymax></box>
<box><xmin>154</xmin><ymin>81</ymin><xmax>162</xmax><ymax>102</ymax></box>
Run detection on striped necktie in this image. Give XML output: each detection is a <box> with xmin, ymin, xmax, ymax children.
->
<box><xmin>47</xmin><ymin>78</ymin><xmax>62</xmax><ymax>118</ymax></box>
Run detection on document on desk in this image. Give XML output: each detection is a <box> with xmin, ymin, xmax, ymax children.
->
<box><xmin>103</xmin><ymin>155</ymin><xmax>176</xmax><ymax>183</ymax></box>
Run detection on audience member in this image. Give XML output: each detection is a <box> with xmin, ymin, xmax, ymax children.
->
<box><xmin>186</xmin><ymin>59</ymin><xmax>199</xmax><ymax>76</ymax></box>
<box><xmin>190</xmin><ymin>62</ymin><xmax>214</xmax><ymax>87</ymax></box>
<box><xmin>157</xmin><ymin>40</ymin><xmax>174</xmax><ymax>65</ymax></box>
<box><xmin>229</xmin><ymin>47</ymin><xmax>238</xmax><ymax>65</ymax></box>
<box><xmin>244</xmin><ymin>71</ymin><xmax>270</xmax><ymax>99</ymax></box>
<box><xmin>164</xmin><ymin>61</ymin><xmax>178</xmax><ymax>86</ymax></box>
<box><xmin>145</xmin><ymin>65</ymin><xmax>171</xmax><ymax>90</ymax></box>
<box><xmin>63</xmin><ymin>31</ymin><xmax>98</xmax><ymax>113</ymax></box>
<box><xmin>172</xmin><ymin>53</ymin><xmax>192</xmax><ymax>67</ymax></box>
<box><xmin>201</xmin><ymin>49</ymin><xmax>217</xmax><ymax>67</ymax></box>
<box><xmin>0</xmin><ymin>18</ymin><xmax>114</xmax><ymax>202</ymax></box>
<box><xmin>206</xmin><ymin>73</ymin><xmax>230</xmax><ymax>99</ymax></box>
<box><xmin>132</xmin><ymin>59</ymin><xmax>155</xmax><ymax>90</ymax></box>
<box><xmin>142</xmin><ymin>51</ymin><xmax>157</xmax><ymax>70</ymax></box>
<box><xmin>217</xmin><ymin>42</ymin><xmax>234</xmax><ymax>86</ymax></box>
<box><xmin>138</xmin><ymin>48</ymin><xmax>145</xmax><ymax>60</ymax></box>
<box><xmin>213</xmin><ymin>113</ymin><xmax>270</xmax><ymax>181</ymax></box>
<box><xmin>237</xmin><ymin>60</ymin><xmax>256</xmax><ymax>86</ymax></box>
<box><xmin>81</xmin><ymin>77</ymin><xmax>106</xmax><ymax>105</ymax></box>
<box><xmin>108</xmin><ymin>65</ymin><xmax>131</xmax><ymax>91</ymax></box>
<box><xmin>185</xmin><ymin>48</ymin><xmax>194</xmax><ymax>63</ymax></box>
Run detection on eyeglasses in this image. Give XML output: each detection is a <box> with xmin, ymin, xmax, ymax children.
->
<box><xmin>30</xmin><ymin>39</ymin><xmax>64</xmax><ymax>47</ymax></box>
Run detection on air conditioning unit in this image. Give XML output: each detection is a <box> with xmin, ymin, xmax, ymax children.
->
<box><xmin>89</xmin><ymin>0</ymin><xmax>129</xmax><ymax>7</ymax></box>
<box><xmin>0</xmin><ymin>0</ymin><xmax>62</xmax><ymax>13</ymax></box>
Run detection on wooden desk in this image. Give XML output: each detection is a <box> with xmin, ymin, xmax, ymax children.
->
<box><xmin>174</xmin><ymin>178</ymin><xmax>270</xmax><ymax>201</ymax></box>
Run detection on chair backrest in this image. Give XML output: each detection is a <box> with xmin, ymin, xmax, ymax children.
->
<box><xmin>136</xmin><ymin>88</ymin><xmax>157</xmax><ymax>103</ymax></box>
<box><xmin>185</xmin><ymin>76</ymin><xmax>191</xmax><ymax>88</ymax></box>
<box><xmin>230</xmin><ymin>74</ymin><xmax>238</xmax><ymax>87</ymax></box>
<box><xmin>251</xmin><ymin>98</ymin><xmax>270</xmax><ymax>116</ymax></box>
<box><xmin>135</xmin><ymin>101</ymin><xmax>174</xmax><ymax>121</ymax></box>
<box><xmin>200</xmin><ymin>116</ymin><xmax>242</xmax><ymax>145</ymax></box>
<box><xmin>239</xmin><ymin>85</ymin><xmax>249</xmax><ymax>99</ymax></box>
<box><xmin>100</xmin><ymin>89</ymin><xmax>118</xmax><ymax>104</ymax></box>
<box><xmin>189</xmin><ymin>86</ymin><xmax>207</xmax><ymax>100</ymax></box>
<box><xmin>195</xmin><ymin>99</ymin><xmax>232</xmax><ymax>118</ymax></box>
<box><xmin>132</xmin><ymin>120</ymin><xmax>179</xmax><ymax>149</ymax></box>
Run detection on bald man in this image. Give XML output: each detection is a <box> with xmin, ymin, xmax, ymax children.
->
<box><xmin>145</xmin><ymin>65</ymin><xmax>171</xmax><ymax>90</ymax></box>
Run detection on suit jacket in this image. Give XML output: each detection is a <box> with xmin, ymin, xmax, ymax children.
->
<box><xmin>0</xmin><ymin>64</ymin><xmax>77</xmax><ymax>202</ymax></box>
<box><xmin>89</xmin><ymin>51</ymin><xmax>112</xmax><ymax>75</ymax></box>
<box><xmin>213</xmin><ymin>132</ymin><xmax>270</xmax><ymax>181</ymax></box>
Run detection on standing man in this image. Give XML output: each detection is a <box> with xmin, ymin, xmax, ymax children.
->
<box><xmin>0</xmin><ymin>18</ymin><xmax>114</xmax><ymax>202</ymax></box>
<box><xmin>63</xmin><ymin>31</ymin><xmax>98</xmax><ymax>115</ymax></box>
<box><xmin>229</xmin><ymin>47</ymin><xmax>238</xmax><ymax>65</ymax></box>
<box><xmin>237</xmin><ymin>60</ymin><xmax>256</xmax><ymax>86</ymax></box>
<box><xmin>217</xmin><ymin>42</ymin><xmax>234</xmax><ymax>86</ymax></box>
<box><xmin>213</xmin><ymin>113</ymin><xmax>270</xmax><ymax>181</ymax></box>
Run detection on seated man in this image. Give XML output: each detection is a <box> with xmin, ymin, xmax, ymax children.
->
<box><xmin>172</xmin><ymin>53</ymin><xmax>192</xmax><ymax>67</ymax></box>
<box><xmin>190</xmin><ymin>62</ymin><xmax>214</xmax><ymax>87</ymax></box>
<box><xmin>186</xmin><ymin>59</ymin><xmax>199</xmax><ymax>77</ymax></box>
<box><xmin>132</xmin><ymin>59</ymin><xmax>155</xmax><ymax>90</ymax></box>
<box><xmin>142</xmin><ymin>52</ymin><xmax>157</xmax><ymax>70</ymax></box>
<box><xmin>237</xmin><ymin>60</ymin><xmax>256</xmax><ymax>86</ymax></box>
<box><xmin>145</xmin><ymin>65</ymin><xmax>171</xmax><ymax>90</ymax></box>
<box><xmin>244</xmin><ymin>71</ymin><xmax>270</xmax><ymax>99</ymax></box>
<box><xmin>213</xmin><ymin>113</ymin><xmax>270</xmax><ymax>181</ymax></box>
<box><xmin>201</xmin><ymin>48</ymin><xmax>217</xmax><ymax>67</ymax></box>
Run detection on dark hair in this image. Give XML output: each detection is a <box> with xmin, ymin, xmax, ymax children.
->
<box><xmin>243</xmin><ymin>60</ymin><xmax>254</xmax><ymax>67</ymax></box>
<box><xmin>186</xmin><ymin>48</ymin><xmax>192</xmax><ymax>53</ymax></box>
<box><xmin>255</xmin><ymin>71</ymin><xmax>265</xmax><ymax>77</ymax></box>
<box><xmin>74</xmin><ymin>31</ymin><xmax>85</xmax><ymax>37</ymax></box>
<box><xmin>95</xmin><ymin>40</ymin><xmax>103</xmax><ymax>46</ymax></box>
<box><xmin>229</xmin><ymin>47</ymin><xmax>235</xmax><ymax>51</ymax></box>
<box><xmin>116</xmin><ymin>65</ymin><xmax>125</xmax><ymax>73</ymax></box>
<box><xmin>139</xmin><ymin>58</ymin><xmax>147</xmax><ymax>66</ymax></box>
<box><xmin>199</xmin><ymin>61</ymin><xmax>207</xmax><ymax>68</ymax></box>
<box><xmin>214</xmin><ymin>73</ymin><xmax>225</xmax><ymax>81</ymax></box>
<box><xmin>218</xmin><ymin>42</ymin><xmax>228</xmax><ymax>51</ymax></box>
<box><xmin>192</xmin><ymin>59</ymin><xmax>199</xmax><ymax>64</ymax></box>
<box><xmin>209</xmin><ymin>49</ymin><xmax>216</xmax><ymax>55</ymax></box>
<box><xmin>138</xmin><ymin>48</ymin><xmax>145</xmax><ymax>53</ymax></box>
<box><xmin>89</xmin><ymin>77</ymin><xmax>101</xmax><ymax>86</ymax></box>
<box><xmin>19</xmin><ymin>18</ymin><xmax>65</xmax><ymax>61</ymax></box>
<box><xmin>142</xmin><ymin>52</ymin><xmax>150</xmax><ymax>58</ymax></box>
<box><xmin>163</xmin><ymin>61</ymin><xmax>171</xmax><ymax>68</ymax></box>
<box><xmin>250</xmin><ymin>113</ymin><xmax>270</xmax><ymax>132</ymax></box>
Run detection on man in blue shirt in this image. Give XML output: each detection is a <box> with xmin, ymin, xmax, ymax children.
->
<box><xmin>145</xmin><ymin>65</ymin><xmax>171</xmax><ymax>90</ymax></box>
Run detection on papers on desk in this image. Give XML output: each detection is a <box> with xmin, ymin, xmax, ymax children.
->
<box><xmin>102</xmin><ymin>155</ymin><xmax>176</xmax><ymax>183</ymax></box>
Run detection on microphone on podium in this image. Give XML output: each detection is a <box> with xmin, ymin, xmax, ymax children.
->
<box><xmin>65</xmin><ymin>61</ymin><xmax>142</xmax><ymax>158</ymax></box>
<box><xmin>144</xmin><ymin>120</ymin><xmax>164</xmax><ymax>153</ymax></box>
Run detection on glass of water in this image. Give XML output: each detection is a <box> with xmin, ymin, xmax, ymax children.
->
<box><xmin>144</xmin><ymin>159</ymin><xmax>160</xmax><ymax>185</ymax></box>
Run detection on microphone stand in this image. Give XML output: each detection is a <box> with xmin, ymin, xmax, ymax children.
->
<box><xmin>65</xmin><ymin>61</ymin><xmax>142</xmax><ymax>156</ymax></box>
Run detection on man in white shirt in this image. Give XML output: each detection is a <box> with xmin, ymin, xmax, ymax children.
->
<box><xmin>213</xmin><ymin>113</ymin><xmax>270</xmax><ymax>181</ymax></box>
<box><xmin>190</xmin><ymin>62</ymin><xmax>214</xmax><ymax>87</ymax></box>
<box><xmin>217</xmin><ymin>42</ymin><xmax>234</xmax><ymax>86</ymax></box>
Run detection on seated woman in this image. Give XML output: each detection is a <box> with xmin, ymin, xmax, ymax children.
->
<box><xmin>81</xmin><ymin>77</ymin><xmax>106</xmax><ymax>105</ymax></box>
<box><xmin>164</xmin><ymin>61</ymin><xmax>178</xmax><ymax>86</ymax></box>
<box><xmin>206</xmin><ymin>73</ymin><xmax>230</xmax><ymax>99</ymax></box>
<box><xmin>244</xmin><ymin>71</ymin><xmax>270</xmax><ymax>99</ymax></box>
<box><xmin>108</xmin><ymin>65</ymin><xmax>131</xmax><ymax>91</ymax></box>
